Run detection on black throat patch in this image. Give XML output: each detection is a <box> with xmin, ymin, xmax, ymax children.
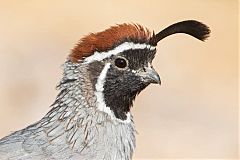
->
<box><xmin>88</xmin><ymin>48</ymin><xmax>155</xmax><ymax>121</ymax></box>
<box><xmin>103</xmin><ymin>66</ymin><xmax>148</xmax><ymax>120</ymax></box>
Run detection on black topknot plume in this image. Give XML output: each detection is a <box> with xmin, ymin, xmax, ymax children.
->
<box><xmin>149</xmin><ymin>20</ymin><xmax>210</xmax><ymax>46</ymax></box>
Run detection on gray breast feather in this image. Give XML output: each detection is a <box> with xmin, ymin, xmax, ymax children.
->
<box><xmin>0</xmin><ymin>111</ymin><xmax>136</xmax><ymax>160</ymax></box>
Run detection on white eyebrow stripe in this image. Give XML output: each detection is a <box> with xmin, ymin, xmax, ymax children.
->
<box><xmin>83</xmin><ymin>42</ymin><xmax>156</xmax><ymax>63</ymax></box>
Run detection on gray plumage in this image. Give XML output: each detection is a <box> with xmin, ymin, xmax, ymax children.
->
<box><xmin>0</xmin><ymin>61</ymin><xmax>135</xmax><ymax>160</ymax></box>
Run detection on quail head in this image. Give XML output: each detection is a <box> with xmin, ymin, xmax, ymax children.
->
<box><xmin>0</xmin><ymin>20</ymin><xmax>210</xmax><ymax>160</ymax></box>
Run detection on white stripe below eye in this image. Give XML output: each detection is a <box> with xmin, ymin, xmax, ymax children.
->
<box><xmin>95</xmin><ymin>63</ymin><xmax>111</xmax><ymax>113</ymax></box>
<box><xmin>95</xmin><ymin>63</ymin><xmax>131</xmax><ymax>123</ymax></box>
<box><xmin>83</xmin><ymin>42</ymin><xmax>156</xmax><ymax>63</ymax></box>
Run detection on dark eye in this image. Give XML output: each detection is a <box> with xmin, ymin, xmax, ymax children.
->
<box><xmin>114</xmin><ymin>58</ymin><xmax>127</xmax><ymax>68</ymax></box>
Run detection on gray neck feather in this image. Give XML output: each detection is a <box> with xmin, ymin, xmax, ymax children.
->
<box><xmin>35</xmin><ymin>61</ymin><xmax>136</xmax><ymax>159</ymax></box>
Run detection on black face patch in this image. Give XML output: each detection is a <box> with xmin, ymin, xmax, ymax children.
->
<box><xmin>103</xmin><ymin>48</ymin><xmax>156</xmax><ymax>120</ymax></box>
<box><xmin>119</xmin><ymin>48</ymin><xmax>156</xmax><ymax>70</ymax></box>
<box><xmin>103</xmin><ymin>66</ymin><xmax>148</xmax><ymax>120</ymax></box>
<box><xmin>87</xmin><ymin>48</ymin><xmax>156</xmax><ymax>121</ymax></box>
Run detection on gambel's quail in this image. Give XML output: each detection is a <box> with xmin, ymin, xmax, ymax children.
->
<box><xmin>0</xmin><ymin>20</ymin><xmax>210</xmax><ymax>160</ymax></box>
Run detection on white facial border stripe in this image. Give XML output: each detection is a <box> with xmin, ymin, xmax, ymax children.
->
<box><xmin>95</xmin><ymin>63</ymin><xmax>131</xmax><ymax>123</ymax></box>
<box><xmin>83</xmin><ymin>42</ymin><xmax>156</xmax><ymax>63</ymax></box>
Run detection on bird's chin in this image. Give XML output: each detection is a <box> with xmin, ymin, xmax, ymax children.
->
<box><xmin>134</xmin><ymin>83</ymin><xmax>149</xmax><ymax>96</ymax></box>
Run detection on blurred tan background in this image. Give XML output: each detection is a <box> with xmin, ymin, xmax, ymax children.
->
<box><xmin>0</xmin><ymin>0</ymin><xmax>238</xmax><ymax>159</ymax></box>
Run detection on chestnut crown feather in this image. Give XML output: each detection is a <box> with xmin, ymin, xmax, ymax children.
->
<box><xmin>69</xmin><ymin>20</ymin><xmax>210</xmax><ymax>63</ymax></box>
<box><xmin>70</xmin><ymin>23</ymin><xmax>152</xmax><ymax>63</ymax></box>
